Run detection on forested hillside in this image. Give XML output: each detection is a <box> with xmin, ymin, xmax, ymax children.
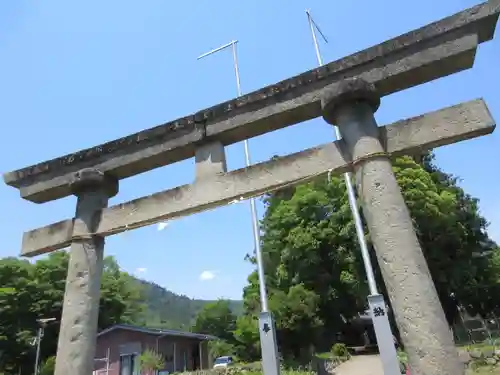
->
<box><xmin>0</xmin><ymin>253</ymin><xmax>242</xmax><ymax>374</ymax></box>
<box><xmin>137</xmin><ymin>279</ymin><xmax>243</xmax><ymax>329</ymax></box>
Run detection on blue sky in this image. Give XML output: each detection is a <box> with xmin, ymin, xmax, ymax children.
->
<box><xmin>1</xmin><ymin>0</ymin><xmax>499</xmax><ymax>301</ymax></box>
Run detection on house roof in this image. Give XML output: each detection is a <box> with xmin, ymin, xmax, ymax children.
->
<box><xmin>97</xmin><ymin>324</ymin><xmax>218</xmax><ymax>341</ymax></box>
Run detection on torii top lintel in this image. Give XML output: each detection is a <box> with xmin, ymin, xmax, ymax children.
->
<box><xmin>3</xmin><ymin>0</ymin><xmax>500</xmax><ymax>204</ymax></box>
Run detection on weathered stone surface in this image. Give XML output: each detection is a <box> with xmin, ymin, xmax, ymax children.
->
<box><xmin>11</xmin><ymin>122</ymin><xmax>205</xmax><ymax>204</ymax></box>
<box><xmin>54</xmin><ymin>169</ymin><xmax>117</xmax><ymax>375</ymax></box>
<box><xmin>195</xmin><ymin>141</ymin><xmax>227</xmax><ymax>180</ymax></box>
<box><xmin>70</xmin><ymin>168</ymin><xmax>118</xmax><ymax>198</ymax></box>
<box><xmin>483</xmin><ymin>348</ymin><xmax>495</xmax><ymax>358</ymax></box>
<box><xmin>20</xmin><ymin>99</ymin><xmax>495</xmax><ymax>257</ymax></box>
<box><xmin>486</xmin><ymin>357</ymin><xmax>497</xmax><ymax>365</ymax></box>
<box><xmin>8</xmin><ymin>34</ymin><xmax>480</xmax><ymax>204</ymax></box>
<box><xmin>23</xmin><ymin>219</ymin><xmax>75</xmax><ymax>256</ymax></box>
<box><xmin>4</xmin><ymin>0</ymin><xmax>499</xmax><ymax>203</ymax></box>
<box><xmin>313</xmin><ymin>357</ymin><xmax>343</xmax><ymax>375</ymax></box>
<box><xmin>321</xmin><ymin>79</ymin><xmax>381</xmax><ymax>124</ymax></box>
<box><xmin>322</xmin><ymin>79</ymin><xmax>464</xmax><ymax>374</ymax></box>
<box><xmin>458</xmin><ymin>350</ymin><xmax>471</xmax><ymax>364</ymax></box>
<box><xmin>470</xmin><ymin>350</ymin><xmax>483</xmax><ymax>359</ymax></box>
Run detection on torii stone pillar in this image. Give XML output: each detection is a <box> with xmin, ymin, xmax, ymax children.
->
<box><xmin>321</xmin><ymin>78</ymin><xmax>463</xmax><ymax>375</ymax></box>
<box><xmin>54</xmin><ymin>168</ymin><xmax>119</xmax><ymax>375</ymax></box>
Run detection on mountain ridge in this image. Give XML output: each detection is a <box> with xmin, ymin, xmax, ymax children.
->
<box><xmin>135</xmin><ymin>278</ymin><xmax>243</xmax><ymax>330</ymax></box>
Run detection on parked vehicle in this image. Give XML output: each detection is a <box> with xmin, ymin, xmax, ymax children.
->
<box><xmin>213</xmin><ymin>356</ymin><xmax>234</xmax><ymax>369</ymax></box>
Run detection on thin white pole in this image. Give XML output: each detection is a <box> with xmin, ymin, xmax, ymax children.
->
<box><xmin>33</xmin><ymin>317</ymin><xmax>56</xmax><ymax>375</ymax></box>
<box><xmin>105</xmin><ymin>348</ymin><xmax>110</xmax><ymax>375</ymax></box>
<box><xmin>231</xmin><ymin>42</ymin><xmax>242</xmax><ymax>99</ymax></box>
<box><xmin>305</xmin><ymin>9</ymin><xmax>378</xmax><ymax>296</ymax></box>
<box><xmin>197</xmin><ymin>41</ymin><xmax>269</xmax><ymax>312</ymax></box>
<box><xmin>306</xmin><ymin>10</ymin><xmax>401</xmax><ymax>375</ymax></box>
<box><xmin>197</xmin><ymin>41</ymin><xmax>235</xmax><ymax>60</ymax></box>
<box><xmin>34</xmin><ymin>328</ymin><xmax>42</xmax><ymax>375</ymax></box>
<box><xmin>306</xmin><ymin>10</ymin><xmax>325</xmax><ymax>66</ymax></box>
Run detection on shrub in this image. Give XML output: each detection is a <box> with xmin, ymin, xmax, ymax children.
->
<box><xmin>40</xmin><ymin>356</ymin><xmax>56</xmax><ymax>375</ymax></box>
<box><xmin>396</xmin><ymin>350</ymin><xmax>408</xmax><ymax>374</ymax></box>
<box><xmin>331</xmin><ymin>343</ymin><xmax>349</xmax><ymax>358</ymax></box>
<box><xmin>138</xmin><ymin>349</ymin><xmax>165</xmax><ymax>375</ymax></box>
<box><xmin>209</xmin><ymin>339</ymin><xmax>236</xmax><ymax>359</ymax></box>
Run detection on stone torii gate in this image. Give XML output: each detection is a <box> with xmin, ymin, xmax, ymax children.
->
<box><xmin>4</xmin><ymin>2</ymin><xmax>499</xmax><ymax>375</ymax></box>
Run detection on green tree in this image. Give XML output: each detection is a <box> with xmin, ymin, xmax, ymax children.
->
<box><xmin>240</xmin><ymin>154</ymin><xmax>499</xmax><ymax>359</ymax></box>
<box><xmin>419</xmin><ymin>153</ymin><xmax>500</xmax><ymax>320</ymax></box>
<box><xmin>243</xmin><ymin>173</ymin><xmax>368</xmax><ymax>354</ymax></box>
<box><xmin>138</xmin><ymin>349</ymin><xmax>165</xmax><ymax>375</ymax></box>
<box><xmin>208</xmin><ymin>339</ymin><xmax>236</xmax><ymax>359</ymax></box>
<box><xmin>233</xmin><ymin>315</ymin><xmax>260</xmax><ymax>362</ymax></box>
<box><xmin>269</xmin><ymin>284</ymin><xmax>323</xmax><ymax>360</ymax></box>
<box><xmin>0</xmin><ymin>257</ymin><xmax>41</xmax><ymax>374</ymax></box>
<box><xmin>192</xmin><ymin>300</ymin><xmax>237</xmax><ymax>342</ymax></box>
<box><xmin>99</xmin><ymin>256</ymin><xmax>146</xmax><ymax>328</ymax></box>
<box><xmin>491</xmin><ymin>247</ymin><xmax>500</xmax><ymax>282</ymax></box>
<box><xmin>40</xmin><ymin>356</ymin><xmax>56</xmax><ymax>375</ymax></box>
<box><xmin>0</xmin><ymin>251</ymin><xmax>146</xmax><ymax>374</ymax></box>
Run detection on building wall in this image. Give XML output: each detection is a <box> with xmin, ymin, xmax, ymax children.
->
<box><xmin>93</xmin><ymin>329</ymin><xmax>210</xmax><ymax>375</ymax></box>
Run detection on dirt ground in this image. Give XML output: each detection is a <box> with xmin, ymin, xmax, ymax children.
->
<box><xmin>334</xmin><ymin>355</ymin><xmax>384</xmax><ymax>375</ymax></box>
<box><xmin>334</xmin><ymin>354</ymin><xmax>500</xmax><ymax>375</ymax></box>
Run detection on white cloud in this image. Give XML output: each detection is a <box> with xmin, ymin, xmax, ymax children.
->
<box><xmin>199</xmin><ymin>270</ymin><xmax>217</xmax><ymax>281</ymax></box>
<box><xmin>135</xmin><ymin>267</ymin><xmax>147</xmax><ymax>274</ymax></box>
<box><xmin>157</xmin><ymin>222</ymin><xmax>169</xmax><ymax>231</ymax></box>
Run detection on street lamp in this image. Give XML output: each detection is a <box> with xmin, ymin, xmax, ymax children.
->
<box><xmin>34</xmin><ymin>317</ymin><xmax>56</xmax><ymax>375</ymax></box>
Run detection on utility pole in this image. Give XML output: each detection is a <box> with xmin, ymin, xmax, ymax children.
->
<box><xmin>197</xmin><ymin>41</ymin><xmax>280</xmax><ymax>375</ymax></box>
<box><xmin>34</xmin><ymin>317</ymin><xmax>56</xmax><ymax>375</ymax></box>
<box><xmin>305</xmin><ymin>10</ymin><xmax>401</xmax><ymax>375</ymax></box>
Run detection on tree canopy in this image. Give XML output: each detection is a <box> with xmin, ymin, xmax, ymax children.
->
<box><xmin>192</xmin><ymin>300</ymin><xmax>237</xmax><ymax>342</ymax></box>
<box><xmin>191</xmin><ymin>300</ymin><xmax>242</xmax><ymax>360</ymax></box>
<box><xmin>233</xmin><ymin>154</ymin><xmax>500</xmax><ymax>360</ymax></box>
<box><xmin>0</xmin><ymin>252</ymin><xmax>145</xmax><ymax>374</ymax></box>
<box><xmin>2</xmin><ymin>152</ymin><xmax>498</xmax><ymax>371</ymax></box>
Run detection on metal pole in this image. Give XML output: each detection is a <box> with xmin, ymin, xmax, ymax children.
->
<box><xmin>233</xmin><ymin>42</ymin><xmax>270</xmax><ymax>312</ymax></box>
<box><xmin>198</xmin><ymin>40</ymin><xmax>279</xmax><ymax>375</ymax></box>
<box><xmin>197</xmin><ymin>40</ymin><xmax>270</xmax><ymax>313</ymax></box>
<box><xmin>34</xmin><ymin>328</ymin><xmax>42</xmax><ymax>375</ymax></box>
<box><xmin>105</xmin><ymin>348</ymin><xmax>110</xmax><ymax>375</ymax></box>
<box><xmin>305</xmin><ymin>10</ymin><xmax>400</xmax><ymax>375</ymax></box>
<box><xmin>306</xmin><ymin>9</ymin><xmax>378</xmax><ymax>295</ymax></box>
<box><xmin>34</xmin><ymin>318</ymin><xmax>56</xmax><ymax>375</ymax></box>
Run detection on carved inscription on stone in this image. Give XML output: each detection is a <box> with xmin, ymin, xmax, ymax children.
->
<box><xmin>6</xmin><ymin>1</ymin><xmax>499</xmax><ymax>186</ymax></box>
<box><xmin>10</xmin><ymin>65</ymin><xmax>332</xmax><ymax>183</ymax></box>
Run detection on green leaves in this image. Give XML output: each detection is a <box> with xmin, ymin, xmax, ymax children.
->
<box><xmin>40</xmin><ymin>356</ymin><xmax>55</xmax><ymax>375</ymax></box>
<box><xmin>0</xmin><ymin>251</ymin><xmax>146</xmax><ymax>374</ymax></box>
<box><xmin>208</xmin><ymin>339</ymin><xmax>236</xmax><ymax>360</ymax></box>
<box><xmin>138</xmin><ymin>349</ymin><xmax>165</xmax><ymax>374</ymax></box>
<box><xmin>192</xmin><ymin>300</ymin><xmax>237</xmax><ymax>342</ymax></box>
<box><xmin>191</xmin><ymin>300</ymin><xmax>259</xmax><ymax>361</ymax></box>
<box><xmin>233</xmin><ymin>315</ymin><xmax>260</xmax><ymax>361</ymax></box>
<box><xmin>239</xmin><ymin>153</ymin><xmax>499</xmax><ymax>361</ymax></box>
